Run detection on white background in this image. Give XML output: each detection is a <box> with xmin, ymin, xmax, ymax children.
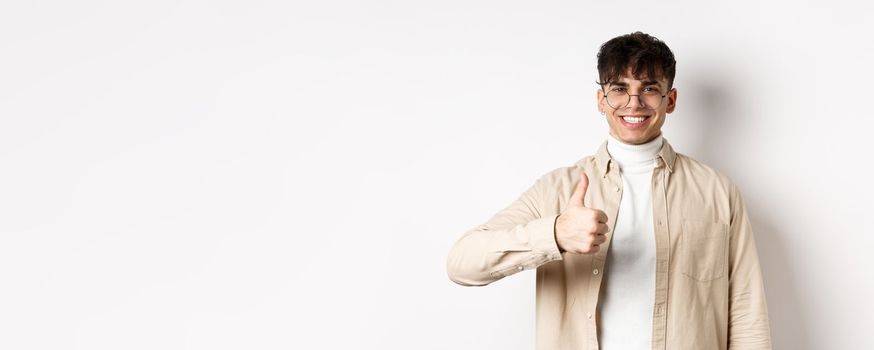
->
<box><xmin>2</xmin><ymin>1</ymin><xmax>873</xmax><ymax>349</ymax></box>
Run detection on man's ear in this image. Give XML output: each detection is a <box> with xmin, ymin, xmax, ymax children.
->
<box><xmin>596</xmin><ymin>88</ymin><xmax>606</xmax><ymax>114</ymax></box>
<box><xmin>666</xmin><ymin>88</ymin><xmax>678</xmax><ymax>113</ymax></box>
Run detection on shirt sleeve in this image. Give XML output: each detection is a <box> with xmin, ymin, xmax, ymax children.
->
<box><xmin>727</xmin><ymin>184</ymin><xmax>773</xmax><ymax>349</ymax></box>
<box><xmin>446</xmin><ymin>174</ymin><xmax>564</xmax><ymax>286</ymax></box>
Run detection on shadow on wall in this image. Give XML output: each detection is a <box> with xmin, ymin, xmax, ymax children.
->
<box><xmin>684</xmin><ymin>69</ymin><xmax>809</xmax><ymax>350</ymax></box>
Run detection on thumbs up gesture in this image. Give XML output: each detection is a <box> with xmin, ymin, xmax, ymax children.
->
<box><xmin>555</xmin><ymin>172</ymin><xmax>609</xmax><ymax>254</ymax></box>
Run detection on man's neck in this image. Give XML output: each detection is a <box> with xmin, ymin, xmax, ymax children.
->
<box><xmin>606</xmin><ymin>134</ymin><xmax>663</xmax><ymax>166</ymax></box>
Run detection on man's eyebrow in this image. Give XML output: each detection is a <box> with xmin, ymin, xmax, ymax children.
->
<box><xmin>608</xmin><ymin>80</ymin><xmax>662</xmax><ymax>87</ymax></box>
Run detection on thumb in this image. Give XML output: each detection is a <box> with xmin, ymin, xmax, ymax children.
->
<box><xmin>569</xmin><ymin>172</ymin><xmax>589</xmax><ymax>207</ymax></box>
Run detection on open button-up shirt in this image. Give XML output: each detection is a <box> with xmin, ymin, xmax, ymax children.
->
<box><xmin>446</xmin><ymin>139</ymin><xmax>772</xmax><ymax>350</ymax></box>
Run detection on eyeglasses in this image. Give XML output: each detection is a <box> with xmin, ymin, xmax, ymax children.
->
<box><xmin>604</xmin><ymin>86</ymin><xmax>668</xmax><ymax>109</ymax></box>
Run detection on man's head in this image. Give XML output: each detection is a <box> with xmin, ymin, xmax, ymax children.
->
<box><xmin>595</xmin><ymin>31</ymin><xmax>677</xmax><ymax>145</ymax></box>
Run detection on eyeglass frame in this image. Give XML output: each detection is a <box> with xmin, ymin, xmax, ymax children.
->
<box><xmin>600</xmin><ymin>85</ymin><xmax>673</xmax><ymax>110</ymax></box>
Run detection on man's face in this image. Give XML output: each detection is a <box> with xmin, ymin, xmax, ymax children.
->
<box><xmin>596</xmin><ymin>70</ymin><xmax>677</xmax><ymax>145</ymax></box>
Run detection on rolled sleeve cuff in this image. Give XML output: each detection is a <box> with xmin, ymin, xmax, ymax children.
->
<box><xmin>529</xmin><ymin>214</ymin><xmax>563</xmax><ymax>261</ymax></box>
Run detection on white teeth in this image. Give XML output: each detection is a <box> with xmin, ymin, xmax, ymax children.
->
<box><xmin>622</xmin><ymin>116</ymin><xmax>646</xmax><ymax>124</ymax></box>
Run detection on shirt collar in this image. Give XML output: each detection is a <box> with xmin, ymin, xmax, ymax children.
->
<box><xmin>594</xmin><ymin>136</ymin><xmax>677</xmax><ymax>177</ymax></box>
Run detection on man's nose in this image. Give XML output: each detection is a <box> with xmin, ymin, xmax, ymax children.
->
<box><xmin>626</xmin><ymin>94</ymin><xmax>646</xmax><ymax>108</ymax></box>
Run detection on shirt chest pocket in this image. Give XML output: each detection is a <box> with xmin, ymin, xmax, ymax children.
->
<box><xmin>680</xmin><ymin>220</ymin><xmax>729</xmax><ymax>282</ymax></box>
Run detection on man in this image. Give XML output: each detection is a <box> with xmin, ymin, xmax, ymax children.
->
<box><xmin>446</xmin><ymin>32</ymin><xmax>772</xmax><ymax>350</ymax></box>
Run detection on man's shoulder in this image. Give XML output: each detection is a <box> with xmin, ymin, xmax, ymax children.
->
<box><xmin>674</xmin><ymin>152</ymin><xmax>737</xmax><ymax>192</ymax></box>
<box><xmin>526</xmin><ymin>156</ymin><xmax>598</xmax><ymax>192</ymax></box>
<box><xmin>541</xmin><ymin>156</ymin><xmax>596</xmax><ymax>181</ymax></box>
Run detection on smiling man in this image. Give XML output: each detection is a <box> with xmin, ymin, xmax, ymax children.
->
<box><xmin>447</xmin><ymin>32</ymin><xmax>772</xmax><ymax>350</ymax></box>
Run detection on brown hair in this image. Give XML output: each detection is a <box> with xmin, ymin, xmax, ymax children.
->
<box><xmin>596</xmin><ymin>31</ymin><xmax>676</xmax><ymax>89</ymax></box>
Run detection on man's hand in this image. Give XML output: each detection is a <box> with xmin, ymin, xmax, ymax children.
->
<box><xmin>554</xmin><ymin>172</ymin><xmax>609</xmax><ymax>254</ymax></box>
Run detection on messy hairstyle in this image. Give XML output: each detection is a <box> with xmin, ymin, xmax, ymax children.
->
<box><xmin>596</xmin><ymin>31</ymin><xmax>676</xmax><ymax>89</ymax></box>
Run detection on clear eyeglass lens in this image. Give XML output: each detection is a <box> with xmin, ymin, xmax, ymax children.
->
<box><xmin>606</xmin><ymin>90</ymin><xmax>664</xmax><ymax>109</ymax></box>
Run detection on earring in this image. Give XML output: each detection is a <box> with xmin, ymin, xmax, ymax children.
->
<box><xmin>600</xmin><ymin>111</ymin><xmax>606</xmax><ymax>116</ymax></box>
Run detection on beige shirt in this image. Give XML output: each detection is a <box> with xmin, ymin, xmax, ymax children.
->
<box><xmin>446</xmin><ymin>139</ymin><xmax>772</xmax><ymax>350</ymax></box>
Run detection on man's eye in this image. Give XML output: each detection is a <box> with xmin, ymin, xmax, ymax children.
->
<box><xmin>611</xmin><ymin>87</ymin><xmax>626</xmax><ymax>92</ymax></box>
<box><xmin>643</xmin><ymin>87</ymin><xmax>661</xmax><ymax>94</ymax></box>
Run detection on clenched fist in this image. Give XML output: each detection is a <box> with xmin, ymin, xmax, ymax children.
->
<box><xmin>554</xmin><ymin>172</ymin><xmax>609</xmax><ymax>254</ymax></box>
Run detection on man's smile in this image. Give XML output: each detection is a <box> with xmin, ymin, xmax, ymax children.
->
<box><xmin>618</xmin><ymin>114</ymin><xmax>652</xmax><ymax>128</ymax></box>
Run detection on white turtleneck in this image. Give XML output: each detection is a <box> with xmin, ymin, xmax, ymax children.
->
<box><xmin>597</xmin><ymin>133</ymin><xmax>662</xmax><ymax>350</ymax></box>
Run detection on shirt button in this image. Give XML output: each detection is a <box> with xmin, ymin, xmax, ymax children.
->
<box><xmin>517</xmin><ymin>266</ymin><xmax>523</xmax><ymax>271</ymax></box>
<box><xmin>593</xmin><ymin>269</ymin><xmax>599</xmax><ymax>275</ymax></box>
<box><xmin>587</xmin><ymin>312</ymin><xmax>592</xmax><ymax>319</ymax></box>
<box><xmin>614</xmin><ymin>186</ymin><xmax>620</xmax><ymax>192</ymax></box>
